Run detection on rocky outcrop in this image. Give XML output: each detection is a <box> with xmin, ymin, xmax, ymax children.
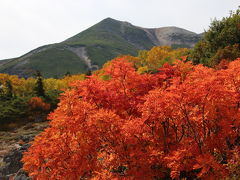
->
<box><xmin>0</xmin><ymin>168</ymin><xmax>30</xmax><ymax>180</ymax></box>
<box><xmin>14</xmin><ymin>169</ymin><xmax>30</xmax><ymax>180</ymax></box>
<box><xmin>142</xmin><ymin>26</ymin><xmax>203</xmax><ymax>48</ymax></box>
<box><xmin>0</xmin><ymin>144</ymin><xmax>31</xmax><ymax>179</ymax></box>
<box><xmin>0</xmin><ymin>122</ymin><xmax>49</xmax><ymax>179</ymax></box>
<box><xmin>67</xmin><ymin>46</ymin><xmax>99</xmax><ymax>71</ymax></box>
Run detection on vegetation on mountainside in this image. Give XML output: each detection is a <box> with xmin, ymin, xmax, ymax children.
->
<box><xmin>28</xmin><ymin>48</ymin><xmax>88</xmax><ymax>77</ymax></box>
<box><xmin>65</xmin><ymin>18</ymin><xmax>155</xmax><ymax>49</ymax></box>
<box><xmin>0</xmin><ymin>48</ymin><xmax>88</xmax><ymax>78</ymax></box>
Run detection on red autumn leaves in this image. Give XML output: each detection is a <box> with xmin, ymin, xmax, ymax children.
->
<box><xmin>23</xmin><ymin>58</ymin><xmax>240</xmax><ymax>179</ymax></box>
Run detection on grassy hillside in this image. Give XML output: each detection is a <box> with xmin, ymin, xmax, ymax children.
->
<box><xmin>64</xmin><ymin>18</ymin><xmax>155</xmax><ymax>66</ymax></box>
<box><xmin>27</xmin><ymin>48</ymin><xmax>88</xmax><ymax>78</ymax></box>
<box><xmin>65</xmin><ymin>18</ymin><xmax>154</xmax><ymax>48</ymax></box>
<box><xmin>0</xmin><ymin>48</ymin><xmax>88</xmax><ymax>78</ymax></box>
<box><xmin>0</xmin><ymin>18</ymin><xmax>202</xmax><ymax>78</ymax></box>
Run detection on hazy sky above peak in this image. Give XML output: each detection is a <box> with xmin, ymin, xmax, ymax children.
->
<box><xmin>0</xmin><ymin>0</ymin><xmax>239</xmax><ymax>60</ymax></box>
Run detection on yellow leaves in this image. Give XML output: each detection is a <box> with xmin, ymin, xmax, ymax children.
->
<box><xmin>19</xmin><ymin>77</ymin><xmax>36</xmax><ymax>96</ymax></box>
<box><xmin>0</xmin><ymin>73</ymin><xmax>25</xmax><ymax>95</ymax></box>
<box><xmin>134</xmin><ymin>46</ymin><xmax>190</xmax><ymax>72</ymax></box>
<box><xmin>44</xmin><ymin>74</ymin><xmax>86</xmax><ymax>91</ymax></box>
<box><xmin>146</xmin><ymin>46</ymin><xmax>171</xmax><ymax>69</ymax></box>
<box><xmin>137</xmin><ymin>66</ymin><xmax>149</xmax><ymax>74</ymax></box>
<box><xmin>0</xmin><ymin>73</ymin><xmax>21</xmax><ymax>85</ymax></box>
<box><xmin>0</xmin><ymin>73</ymin><xmax>86</xmax><ymax>97</ymax></box>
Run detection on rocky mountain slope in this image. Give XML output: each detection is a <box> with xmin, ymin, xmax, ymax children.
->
<box><xmin>0</xmin><ymin>18</ymin><xmax>202</xmax><ymax>78</ymax></box>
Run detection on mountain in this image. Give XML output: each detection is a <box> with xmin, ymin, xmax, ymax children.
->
<box><xmin>0</xmin><ymin>18</ymin><xmax>203</xmax><ymax>78</ymax></box>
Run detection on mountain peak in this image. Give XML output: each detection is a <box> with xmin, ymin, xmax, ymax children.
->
<box><xmin>0</xmin><ymin>18</ymin><xmax>202</xmax><ymax>78</ymax></box>
<box><xmin>99</xmin><ymin>17</ymin><xmax>133</xmax><ymax>27</ymax></box>
<box><xmin>102</xmin><ymin>17</ymin><xmax>117</xmax><ymax>21</ymax></box>
<box><xmin>99</xmin><ymin>17</ymin><xmax>125</xmax><ymax>24</ymax></box>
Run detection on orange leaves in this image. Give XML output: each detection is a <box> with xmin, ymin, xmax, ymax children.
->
<box><xmin>193</xmin><ymin>153</ymin><xmax>228</xmax><ymax>179</ymax></box>
<box><xmin>164</xmin><ymin>147</ymin><xmax>196</xmax><ymax>179</ymax></box>
<box><xmin>28</xmin><ymin>97</ymin><xmax>50</xmax><ymax>111</ymax></box>
<box><xmin>22</xmin><ymin>57</ymin><xmax>240</xmax><ymax>179</ymax></box>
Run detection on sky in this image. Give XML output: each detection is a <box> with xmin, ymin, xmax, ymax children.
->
<box><xmin>0</xmin><ymin>0</ymin><xmax>239</xmax><ymax>60</ymax></box>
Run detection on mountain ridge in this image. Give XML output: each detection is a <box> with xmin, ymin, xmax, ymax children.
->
<box><xmin>0</xmin><ymin>18</ymin><xmax>203</xmax><ymax>78</ymax></box>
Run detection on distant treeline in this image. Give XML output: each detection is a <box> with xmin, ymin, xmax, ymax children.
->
<box><xmin>0</xmin><ymin>72</ymin><xmax>86</xmax><ymax>129</ymax></box>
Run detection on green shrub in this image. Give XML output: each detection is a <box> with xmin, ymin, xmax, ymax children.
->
<box><xmin>190</xmin><ymin>8</ymin><xmax>240</xmax><ymax>66</ymax></box>
<box><xmin>0</xmin><ymin>96</ymin><xmax>29</xmax><ymax>125</ymax></box>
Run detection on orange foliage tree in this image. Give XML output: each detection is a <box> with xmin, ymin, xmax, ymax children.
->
<box><xmin>28</xmin><ymin>97</ymin><xmax>51</xmax><ymax>122</ymax></box>
<box><xmin>22</xmin><ymin>57</ymin><xmax>240</xmax><ymax>179</ymax></box>
<box><xmin>28</xmin><ymin>97</ymin><xmax>51</xmax><ymax>112</ymax></box>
